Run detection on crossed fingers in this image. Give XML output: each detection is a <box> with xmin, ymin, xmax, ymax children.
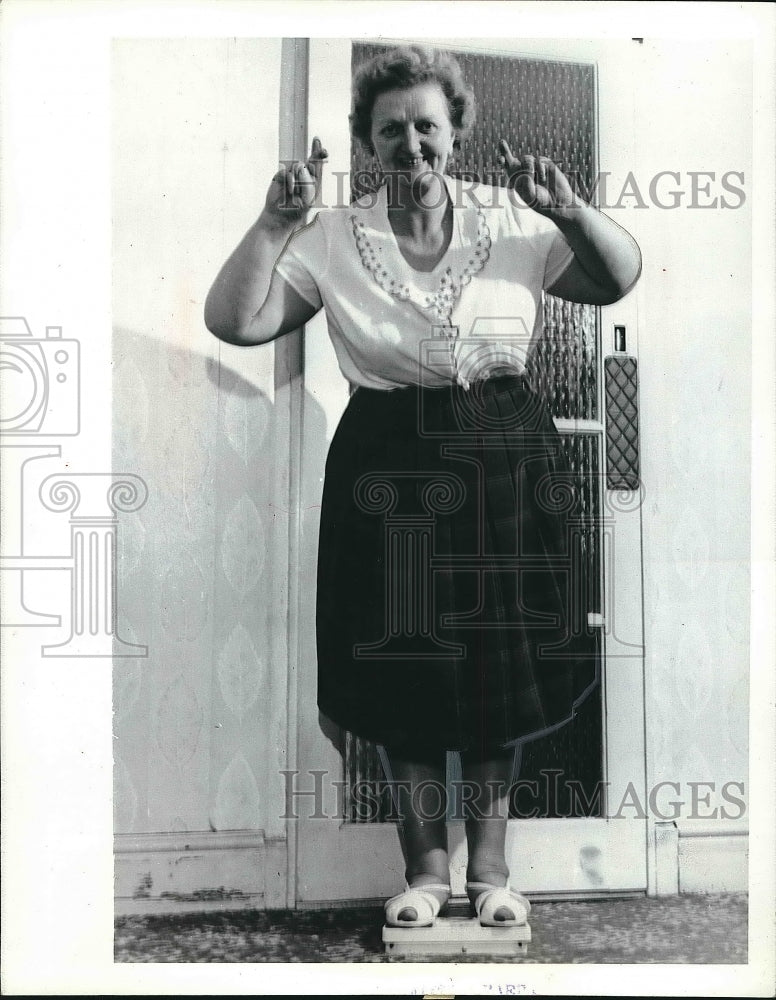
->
<box><xmin>273</xmin><ymin>135</ymin><xmax>328</xmax><ymax>212</ymax></box>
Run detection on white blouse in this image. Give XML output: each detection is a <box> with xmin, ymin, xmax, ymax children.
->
<box><xmin>274</xmin><ymin>175</ymin><xmax>574</xmax><ymax>390</ymax></box>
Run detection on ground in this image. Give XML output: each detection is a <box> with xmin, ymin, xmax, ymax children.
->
<box><xmin>115</xmin><ymin>892</ymin><xmax>747</xmax><ymax>964</ymax></box>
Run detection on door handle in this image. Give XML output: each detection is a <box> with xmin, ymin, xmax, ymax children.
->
<box><xmin>604</xmin><ymin>350</ymin><xmax>640</xmax><ymax>491</ymax></box>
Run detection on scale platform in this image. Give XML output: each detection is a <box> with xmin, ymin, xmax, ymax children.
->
<box><xmin>382</xmin><ymin>910</ymin><xmax>531</xmax><ymax>959</ymax></box>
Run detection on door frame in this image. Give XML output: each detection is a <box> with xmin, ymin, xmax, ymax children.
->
<box><xmin>286</xmin><ymin>35</ymin><xmax>648</xmax><ymax>905</ymax></box>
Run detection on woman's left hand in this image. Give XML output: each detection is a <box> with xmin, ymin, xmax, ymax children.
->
<box><xmin>498</xmin><ymin>139</ymin><xmax>577</xmax><ymax>215</ymax></box>
<box><xmin>496</xmin><ymin>138</ymin><xmax>641</xmax><ymax>304</ymax></box>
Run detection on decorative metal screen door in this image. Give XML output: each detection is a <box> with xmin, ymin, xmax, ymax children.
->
<box><xmin>294</xmin><ymin>38</ymin><xmax>646</xmax><ymax>904</ymax></box>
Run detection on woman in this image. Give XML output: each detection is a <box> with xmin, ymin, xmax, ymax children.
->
<box><xmin>206</xmin><ymin>45</ymin><xmax>641</xmax><ymax>929</ymax></box>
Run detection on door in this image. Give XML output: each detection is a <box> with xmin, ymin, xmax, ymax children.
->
<box><xmin>293</xmin><ymin>37</ymin><xmax>646</xmax><ymax>903</ymax></box>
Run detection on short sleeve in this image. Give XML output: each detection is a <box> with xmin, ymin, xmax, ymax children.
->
<box><xmin>543</xmin><ymin>230</ymin><xmax>574</xmax><ymax>289</ymax></box>
<box><xmin>273</xmin><ymin>214</ymin><xmax>326</xmax><ymax>310</ymax></box>
<box><xmin>503</xmin><ymin>188</ymin><xmax>575</xmax><ymax>291</ymax></box>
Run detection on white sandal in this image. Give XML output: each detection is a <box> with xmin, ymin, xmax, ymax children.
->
<box><xmin>384</xmin><ymin>883</ymin><xmax>451</xmax><ymax>927</ymax></box>
<box><xmin>467</xmin><ymin>882</ymin><xmax>531</xmax><ymax>927</ymax></box>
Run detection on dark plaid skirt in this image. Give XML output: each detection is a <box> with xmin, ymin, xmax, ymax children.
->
<box><xmin>316</xmin><ymin>374</ymin><xmax>598</xmax><ymax>757</ymax></box>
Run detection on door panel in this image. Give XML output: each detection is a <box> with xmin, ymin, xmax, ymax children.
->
<box><xmin>343</xmin><ymin>40</ymin><xmax>604</xmax><ymax>821</ymax></box>
<box><xmin>295</xmin><ymin>37</ymin><xmax>646</xmax><ymax>902</ymax></box>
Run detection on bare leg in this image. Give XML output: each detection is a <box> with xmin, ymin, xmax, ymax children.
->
<box><xmin>378</xmin><ymin>747</ymin><xmax>450</xmax><ymax>919</ymax></box>
<box><xmin>461</xmin><ymin>748</ymin><xmax>518</xmax><ymax>920</ymax></box>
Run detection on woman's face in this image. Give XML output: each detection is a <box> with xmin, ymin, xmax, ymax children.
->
<box><xmin>369</xmin><ymin>82</ymin><xmax>456</xmax><ymax>194</ymax></box>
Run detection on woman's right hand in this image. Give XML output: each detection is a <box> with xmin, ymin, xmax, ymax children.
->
<box><xmin>263</xmin><ymin>136</ymin><xmax>328</xmax><ymax>225</ymax></box>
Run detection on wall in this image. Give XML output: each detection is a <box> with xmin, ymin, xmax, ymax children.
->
<box><xmin>633</xmin><ymin>40</ymin><xmax>751</xmax><ymax>888</ymax></box>
<box><xmin>112</xmin><ymin>38</ymin><xmax>291</xmax><ymax>910</ymax></box>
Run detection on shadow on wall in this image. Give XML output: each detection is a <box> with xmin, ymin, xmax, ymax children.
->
<box><xmin>111</xmin><ymin>325</ymin><xmax>329</xmax><ymax>838</ymax></box>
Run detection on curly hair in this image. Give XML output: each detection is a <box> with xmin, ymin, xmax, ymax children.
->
<box><xmin>350</xmin><ymin>45</ymin><xmax>476</xmax><ymax>155</ymax></box>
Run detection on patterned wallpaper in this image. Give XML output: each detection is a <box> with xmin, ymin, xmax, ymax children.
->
<box><xmin>641</xmin><ymin>335</ymin><xmax>750</xmax><ymax>800</ymax></box>
<box><xmin>113</xmin><ymin>332</ymin><xmax>283</xmax><ymax>836</ymax></box>
<box><xmin>631</xmin><ymin>38</ymin><xmax>752</xmax><ymax>814</ymax></box>
<box><xmin>112</xmin><ymin>39</ymin><xmax>286</xmax><ymax>838</ymax></box>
